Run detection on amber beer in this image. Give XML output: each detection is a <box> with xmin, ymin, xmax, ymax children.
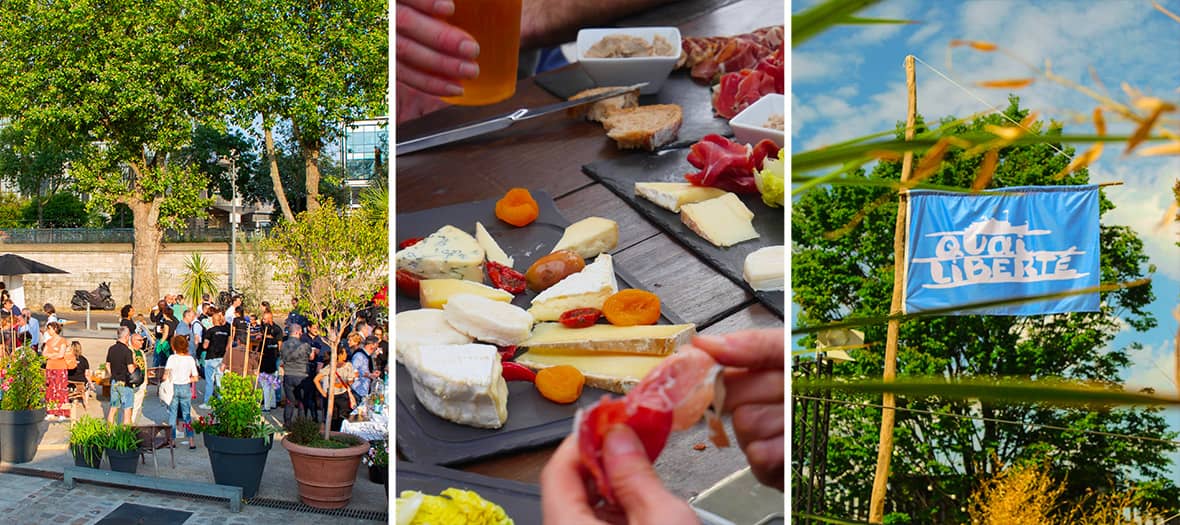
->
<box><xmin>440</xmin><ymin>0</ymin><xmax>522</xmax><ymax>106</ymax></box>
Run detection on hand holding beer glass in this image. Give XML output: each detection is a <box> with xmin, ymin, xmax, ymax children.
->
<box><xmin>396</xmin><ymin>0</ymin><xmax>522</xmax><ymax>106</ymax></box>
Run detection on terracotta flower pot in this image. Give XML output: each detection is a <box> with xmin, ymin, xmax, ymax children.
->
<box><xmin>282</xmin><ymin>432</ymin><xmax>369</xmax><ymax>509</ymax></box>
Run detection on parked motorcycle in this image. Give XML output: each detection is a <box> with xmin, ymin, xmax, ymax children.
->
<box><xmin>71</xmin><ymin>282</ymin><xmax>116</xmax><ymax>310</ymax></box>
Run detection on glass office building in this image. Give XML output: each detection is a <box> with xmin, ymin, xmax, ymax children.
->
<box><xmin>343</xmin><ymin>118</ymin><xmax>387</xmax><ymax>207</ymax></box>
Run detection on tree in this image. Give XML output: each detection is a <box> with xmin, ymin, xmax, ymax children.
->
<box><xmin>21</xmin><ymin>192</ymin><xmax>87</xmax><ymax>228</ymax></box>
<box><xmin>792</xmin><ymin>98</ymin><xmax>1179</xmax><ymax>522</ymax></box>
<box><xmin>0</xmin><ymin>1</ymin><xmax>220</xmax><ymax>310</ymax></box>
<box><xmin>0</xmin><ymin>125</ymin><xmax>84</xmax><ymax>227</ymax></box>
<box><xmin>207</xmin><ymin>0</ymin><xmax>387</xmax><ymax>215</ymax></box>
<box><xmin>266</xmin><ymin>199</ymin><xmax>386</xmax><ymax>438</ymax></box>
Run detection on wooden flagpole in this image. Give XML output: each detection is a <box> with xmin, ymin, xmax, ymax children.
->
<box><xmin>869</xmin><ymin>55</ymin><xmax>917</xmax><ymax>524</ymax></box>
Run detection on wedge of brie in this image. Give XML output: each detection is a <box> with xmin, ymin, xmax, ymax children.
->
<box><xmin>402</xmin><ymin>344</ymin><xmax>509</xmax><ymax>429</ymax></box>
<box><xmin>634</xmin><ymin>182</ymin><xmax>727</xmax><ymax>212</ymax></box>
<box><xmin>443</xmin><ymin>293</ymin><xmax>534</xmax><ymax>346</ymax></box>
<box><xmin>528</xmin><ymin>253</ymin><xmax>618</xmax><ymax>321</ymax></box>
<box><xmin>394</xmin><ymin>309</ymin><xmax>474</xmax><ymax>364</ymax></box>
<box><xmin>743</xmin><ymin>245</ymin><xmax>784</xmax><ymax>291</ymax></box>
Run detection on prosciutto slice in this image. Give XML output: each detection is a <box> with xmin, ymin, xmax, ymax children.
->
<box><xmin>684</xmin><ymin>134</ymin><xmax>782</xmax><ymax>194</ymax></box>
<box><xmin>576</xmin><ymin>347</ymin><xmax>729</xmax><ymax>505</ymax></box>
<box><xmin>679</xmin><ymin>26</ymin><xmax>785</xmax><ymax>83</ymax></box>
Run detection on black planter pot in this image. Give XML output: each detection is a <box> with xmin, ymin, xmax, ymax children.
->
<box><xmin>71</xmin><ymin>444</ymin><xmax>103</xmax><ymax>469</ymax></box>
<box><xmin>203</xmin><ymin>433</ymin><xmax>273</xmax><ymax>499</ymax></box>
<box><xmin>106</xmin><ymin>448</ymin><xmax>139</xmax><ymax>473</ymax></box>
<box><xmin>368</xmin><ymin>464</ymin><xmax>387</xmax><ymax>484</ymax></box>
<box><xmin>0</xmin><ymin>408</ymin><xmax>46</xmax><ymax>463</ymax></box>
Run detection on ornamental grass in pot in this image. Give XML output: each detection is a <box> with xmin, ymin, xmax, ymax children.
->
<box><xmin>103</xmin><ymin>423</ymin><xmax>141</xmax><ymax>473</ymax></box>
<box><xmin>192</xmin><ymin>372</ymin><xmax>276</xmax><ymax>499</ymax></box>
<box><xmin>69</xmin><ymin>416</ymin><xmax>108</xmax><ymax>469</ymax></box>
<box><xmin>281</xmin><ymin>416</ymin><xmax>369</xmax><ymax>509</ymax></box>
<box><xmin>0</xmin><ymin>345</ymin><xmax>47</xmax><ymax>463</ymax></box>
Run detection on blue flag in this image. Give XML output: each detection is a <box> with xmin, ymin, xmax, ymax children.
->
<box><xmin>904</xmin><ymin>185</ymin><xmax>1100</xmax><ymax>315</ymax></box>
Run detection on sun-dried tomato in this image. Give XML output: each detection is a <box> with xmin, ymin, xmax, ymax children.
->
<box><xmin>559</xmin><ymin>308</ymin><xmax>602</xmax><ymax>328</ymax></box>
<box><xmin>498</xmin><ymin>345</ymin><xmax>518</xmax><ymax>361</ymax></box>
<box><xmin>501</xmin><ymin>362</ymin><xmax>537</xmax><ymax>382</ymax></box>
<box><xmin>398</xmin><ymin>237</ymin><xmax>424</xmax><ymax>250</ymax></box>
<box><xmin>487</xmin><ymin>261</ymin><xmax>527</xmax><ymax>294</ymax></box>
<box><xmin>395</xmin><ymin>270</ymin><xmax>422</xmax><ymax>297</ymax></box>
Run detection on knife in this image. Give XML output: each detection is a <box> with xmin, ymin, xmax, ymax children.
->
<box><xmin>395</xmin><ymin>82</ymin><xmax>648</xmax><ymax>156</ymax></box>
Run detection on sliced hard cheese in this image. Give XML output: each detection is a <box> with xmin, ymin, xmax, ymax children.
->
<box><xmin>475</xmin><ymin>221</ymin><xmax>514</xmax><ymax>267</ymax></box>
<box><xmin>681</xmin><ymin>193</ymin><xmax>758</xmax><ymax>247</ymax></box>
<box><xmin>396</xmin><ymin>225</ymin><xmax>485</xmax><ymax>281</ymax></box>
<box><xmin>551</xmin><ymin>217</ymin><xmax>619</xmax><ymax>259</ymax></box>
<box><xmin>521</xmin><ymin>322</ymin><xmax>696</xmax><ymax>356</ymax></box>
<box><xmin>403</xmin><ymin>344</ymin><xmax>508</xmax><ymax>429</ymax></box>
<box><xmin>419</xmin><ymin>279</ymin><xmax>513</xmax><ymax>309</ymax></box>
<box><xmin>443</xmin><ymin>293</ymin><xmax>534</xmax><ymax>346</ymax></box>
<box><xmin>634</xmin><ymin>182</ymin><xmax>728</xmax><ymax>212</ymax></box>
<box><xmin>528</xmin><ymin>253</ymin><xmax>618</xmax><ymax>321</ymax></box>
<box><xmin>516</xmin><ymin>351</ymin><xmax>669</xmax><ymax>394</ymax></box>
<box><xmin>743</xmin><ymin>245</ymin><xmax>784</xmax><ymax>291</ymax></box>
<box><xmin>394</xmin><ymin>309</ymin><xmax>473</xmax><ymax>364</ymax></box>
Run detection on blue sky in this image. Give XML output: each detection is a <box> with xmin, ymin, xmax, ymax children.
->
<box><xmin>792</xmin><ymin>0</ymin><xmax>1180</xmax><ymax>480</ymax></box>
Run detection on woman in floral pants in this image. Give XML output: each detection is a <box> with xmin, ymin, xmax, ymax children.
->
<box><xmin>41</xmin><ymin>322</ymin><xmax>71</xmax><ymax>421</ymax></box>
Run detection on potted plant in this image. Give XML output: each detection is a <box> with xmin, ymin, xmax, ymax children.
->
<box><xmin>69</xmin><ymin>415</ymin><xmax>108</xmax><ymax>469</ymax></box>
<box><xmin>192</xmin><ymin>372</ymin><xmax>276</xmax><ymax>499</ymax></box>
<box><xmin>362</xmin><ymin>439</ymin><xmax>388</xmax><ymax>491</ymax></box>
<box><xmin>0</xmin><ymin>345</ymin><xmax>47</xmax><ymax>463</ymax></box>
<box><xmin>281</xmin><ymin>417</ymin><xmax>370</xmax><ymax>509</ymax></box>
<box><xmin>103</xmin><ymin>423</ymin><xmax>141</xmax><ymax>473</ymax></box>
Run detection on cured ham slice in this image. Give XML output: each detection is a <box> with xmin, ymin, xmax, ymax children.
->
<box><xmin>576</xmin><ymin>347</ymin><xmax>729</xmax><ymax>505</ymax></box>
<box><xmin>684</xmin><ymin>134</ymin><xmax>781</xmax><ymax>194</ymax></box>
<box><xmin>679</xmin><ymin>26</ymin><xmax>784</xmax><ymax>83</ymax></box>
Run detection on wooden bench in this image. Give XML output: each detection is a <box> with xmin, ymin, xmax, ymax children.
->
<box><xmin>95</xmin><ymin>322</ymin><xmax>121</xmax><ymax>331</ymax></box>
<box><xmin>62</xmin><ymin>466</ymin><xmax>243</xmax><ymax>512</ymax></box>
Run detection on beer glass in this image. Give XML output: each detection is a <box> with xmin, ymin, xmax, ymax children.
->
<box><xmin>440</xmin><ymin>0</ymin><xmax>522</xmax><ymax>106</ymax></box>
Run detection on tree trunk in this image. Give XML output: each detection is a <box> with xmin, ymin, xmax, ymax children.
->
<box><xmin>303</xmin><ymin>144</ymin><xmax>321</xmax><ymax>212</ymax></box>
<box><xmin>264</xmin><ymin>127</ymin><xmax>295</xmax><ymax>222</ymax></box>
<box><xmin>128</xmin><ymin>197</ymin><xmax>163</xmax><ymax>312</ymax></box>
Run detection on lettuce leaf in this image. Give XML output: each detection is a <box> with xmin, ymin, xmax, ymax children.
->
<box><xmin>754</xmin><ymin>148</ymin><xmax>785</xmax><ymax>207</ymax></box>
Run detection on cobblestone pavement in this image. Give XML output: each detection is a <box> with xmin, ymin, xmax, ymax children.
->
<box><xmin>0</xmin><ymin>471</ymin><xmax>380</xmax><ymax>524</ymax></box>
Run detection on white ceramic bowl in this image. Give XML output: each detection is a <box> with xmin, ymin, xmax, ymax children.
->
<box><xmin>729</xmin><ymin>93</ymin><xmax>785</xmax><ymax>148</ymax></box>
<box><xmin>576</xmin><ymin>27</ymin><xmax>681</xmax><ymax>95</ymax></box>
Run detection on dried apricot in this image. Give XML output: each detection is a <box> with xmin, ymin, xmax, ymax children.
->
<box><xmin>536</xmin><ymin>365</ymin><xmax>585</xmax><ymax>404</ymax></box>
<box><xmin>602</xmin><ymin>289</ymin><xmax>661</xmax><ymax>326</ymax></box>
<box><xmin>495</xmin><ymin>188</ymin><xmax>540</xmax><ymax>227</ymax></box>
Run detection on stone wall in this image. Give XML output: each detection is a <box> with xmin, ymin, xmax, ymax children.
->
<box><xmin>2</xmin><ymin>242</ymin><xmax>291</xmax><ymax>311</ymax></box>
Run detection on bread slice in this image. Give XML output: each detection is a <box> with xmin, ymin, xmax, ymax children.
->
<box><xmin>602</xmin><ymin>104</ymin><xmax>682</xmax><ymax>150</ymax></box>
<box><xmin>567</xmin><ymin>86</ymin><xmax>640</xmax><ymax>122</ymax></box>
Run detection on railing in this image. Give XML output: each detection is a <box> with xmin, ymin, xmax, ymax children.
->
<box><xmin>1</xmin><ymin>227</ymin><xmax>272</xmax><ymax>244</ymax></box>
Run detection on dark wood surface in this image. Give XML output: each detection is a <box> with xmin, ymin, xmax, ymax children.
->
<box><xmin>395</xmin><ymin>0</ymin><xmax>784</xmax><ymax>490</ymax></box>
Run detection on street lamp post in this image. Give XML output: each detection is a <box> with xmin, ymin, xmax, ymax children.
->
<box><xmin>217</xmin><ymin>150</ymin><xmax>241</xmax><ymax>291</ymax></box>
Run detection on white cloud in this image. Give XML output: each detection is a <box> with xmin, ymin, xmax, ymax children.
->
<box><xmin>1124</xmin><ymin>338</ymin><xmax>1178</xmax><ymax>397</ymax></box>
<box><xmin>905</xmin><ymin>21</ymin><xmax>943</xmax><ymax>47</ymax></box>
<box><xmin>1090</xmin><ymin>159</ymin><xmax>1180</xmax><ymax>282</ymax></box>
<box><xmin>793</xmin><ymin>51</ymin><xmax>862</xmax><ymax>84</ymax></box>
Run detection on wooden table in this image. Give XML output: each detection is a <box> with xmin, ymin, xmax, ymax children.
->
<box><xmin>396</xmin><ymin>0</ymin><xmax>783</xmax><ymax>495</ymax></box>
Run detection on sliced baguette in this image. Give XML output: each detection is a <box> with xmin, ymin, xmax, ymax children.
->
<box><xmin>567</xmin><ymin>86</ymin><xmax>640</xmax><ymax>122</ymax></box>
<box><xmin>602</xmin><ymin>104</ymin><xmax>683</xmax><ymax>151</ymax></box>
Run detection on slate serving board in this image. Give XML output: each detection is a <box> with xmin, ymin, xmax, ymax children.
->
<box><xmin>583</xmin><ymin>150</ymin><xmax>785</xmax><ymax>318</ymax></box>
<box><xmin>395</xmin><ymin>190</ymin><xmax>684</xmax><ymax>465</ymax></box>
<box><xmin>534</xmin><ymin>68</ymin><xmax>731</xmax><ymax>150</ymax></box>
<box><xmin>396</xmin><ymin>461</ymin><xmax>543</xmax><ymax>525</ymax></box>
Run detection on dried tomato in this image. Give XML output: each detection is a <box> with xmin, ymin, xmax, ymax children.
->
<box><xmin>559</xmin><ymin>308</ymin><xmax>602</xmax><ymax>328</ymax></box>
<box><xmin>395</xmin><ymin>270</ymin><xmax>422</xmax><ymax>298</ymax></box>
<box><xmin>501</xmin><ymin>362</ymin><xmax>537</xmax><ymax>382</ymax></box>
<box><xmin>398</xmin><ymin>237</ymin><xmax>424</xmax><ymax>249</ymax></box>
<box><xmin>487</xmin><ymin>261</ymin><xmax>526</xmax><ymax>294</ymax></box>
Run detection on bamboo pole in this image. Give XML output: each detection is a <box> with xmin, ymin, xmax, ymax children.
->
<box><xmin>869</xmin><ymin>55</ymin><xmax>917</xmax><ymax>524</ymax></box>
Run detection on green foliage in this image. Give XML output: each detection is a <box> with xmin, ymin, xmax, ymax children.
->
<box><xmin>881</xmin><ymin>512</ymin><xmax>911</xmax><ymax>525</ymax></box>
<box><xmin>22</xmin><ymin>192</ymin><xmax>87</xmax><ymax>228</ymax></box>
<box><xmin>238</xmin><ymin>240</ymin><xmax>271</xmax><ymax>308</ymax></box>
<box><xmin>791</xmin><ymin>99</ymin><xmax>1178</xmax><ymax>520</ymax></box>
<box><xmin>364</xmin><ymin>439</ymin><xmax>388</xmax><ymax>467</ymax></box>
<box><xmin>195</xmin><ymin>372</ymin><xmax>275</xmax><ymax>440</ymax></box>
<box><xmin>69</xmin><ymin>416</ymin><xmax>109</xmax><ymax>466</ymax></box>
<box><xmin>0</xmin><ymin>192</ymin><xmax>28</xmax><ymax>228</ymax></box>
<box><xmin>0</xmin><ymin>345</ymin><xmax>46</xmax><ymax>411</ymax></box>
<box><xmin>284</xmin><ymin>416</ymin><xmax>360</xmax><ymax>448</ymax></box>
<box><xmin>357</xmin><ymin>178</ymin><xmax>388</xmax><ymax>231</ymax></box>
<box><xmin>103</xmin><ymin>424</ymin><xmax>142</xmax><ymax>453</ymax></box>
<box><xmin>181</xmin><ymin>253</ymin><xmax>220</xmax><ymax>311</ymax></box>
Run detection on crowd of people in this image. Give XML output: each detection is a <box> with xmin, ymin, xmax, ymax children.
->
<box><xmin>0</xmin><ymin>289</ymin><xmax>389</xmax><ymax>448</ymax></box>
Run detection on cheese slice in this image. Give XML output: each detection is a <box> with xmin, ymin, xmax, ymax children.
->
<box><xmin>443</xmin><ymin>293</ymin><xmax>534</xmax><ymax>346</ymax></box>
<box><xmin>528</xmin><ymin>253</ymin><xmax>618</xmax><ymax>321</ymax></box>
<box><xmin>743</xmin><ymin>245</ymin><xmax>784</xmax><ymax>291</ymax></box>
<box><xmin>551</xmin><ymin>217</ymin><xmax>619</xmax><ymax>259</ymax></box>
<box><xmin>680</xmin><ymin>193</ymin><xmax>759</xmax><ymax>247</ymax></box>
<box><xmin>475</xmin><ymin>221</ymin><xmax>514</xmax><ymax>267</ymax></box>
<box><xmin>394</xmin><ymin>309</ymin><xmax>474</xmax><ymax>364</ymax></box>
<box><xmin>517</xmin><ymin>350</ymin><xmax>669</xmax><ymax>394</ymax></box>
<box><xmin>396</xmin><ymin>225</ymin><xmax>485</xmax><ymax>281</ymax></box>
<box><xmin>522</xmin><ymin>322</ymin><xmax>696</xmax><ymax>356</ymax></box>
<box><xmin>635</xmin><ymin>182</ymin><xmax>728</xmax><ymax>212</ymax></box>
<box><xmin>403</xmin><ymin>344</ymin><xmax>508</xmax><ymax>429</ymax></box>
<box><xmin>419</xmin><ymin>279</ymin><xmax>513</xmax><ymax>309</ymax></box>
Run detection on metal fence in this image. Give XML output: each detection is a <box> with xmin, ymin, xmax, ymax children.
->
<box><xmin>1</xmin><ymin>227</ymin><xmax>272</xmax><ymax>244</ymax></box>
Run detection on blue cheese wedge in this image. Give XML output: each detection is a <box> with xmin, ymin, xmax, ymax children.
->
<box><xmin>403</xmin><ymin>343</ymin><xmax>509</xmax><ymax>429</ymax></box>
<box><xmin>396</xmin><ymin>225</ymin><xmax>485</xmax><ymax>281</ymax></box>
<box><xmin>528</xmin><ymin>253</ymin><xmax>618</xmax><ymax>321</ymax></box>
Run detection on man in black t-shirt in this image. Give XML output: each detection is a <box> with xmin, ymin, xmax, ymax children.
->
<box><xmin>200</xmin><ymin>310</ymin><xmax>231</xmax><ymax>409</ymax></box>
<box><xmin>105</xmin><ymin>326</ymin><xmax>136</xmax><ymax>425</ymax></box>
<box><xmin>257</xmin><ymin>311</ymin><xmax>283</xmax><ymax>411</ymax></box>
